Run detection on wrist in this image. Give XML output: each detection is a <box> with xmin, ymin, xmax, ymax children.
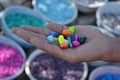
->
<box><xmin>107</xmin><ymin>37</ymin><xmax>120</xmax><ymax>62</ymax></box>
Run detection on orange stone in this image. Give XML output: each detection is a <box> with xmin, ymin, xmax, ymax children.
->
<box><xmin>62</xmin><ymin>29</ymin><xmax>71</xmax><ymax>36</ymax></box>
<box><xmin>60</xmin><ymin>42</ymin><xmax>69</xmax><ymax>49</ymax></box>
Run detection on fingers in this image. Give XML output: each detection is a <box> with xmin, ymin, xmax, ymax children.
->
<box><xmin>75</xmin><ymin>25</ymin><xmax>102</xmax><ymax>39</ymax></box>
<box><xmin>13</xmin><ymin>28</ymin><xmax>46</xmax><ymax>42</ymax></box>
<box><xmin>11</xmin><ymin>28</ymin><xmax>19</xmax><ymax>33</ymax></box>
<box><xmin>29</xmin><ymin>37</ymin><xmax>69</xmax><ymax>60</ymax></box>
<box><xmin>46</xmin><ymin>23</ymin><xmax>65</xmax><ymax>33</ymax></box>
<box><xmin>21</xmin><ymin>26</ymin><xmax>52</xmax><ymax>36</ymax></box>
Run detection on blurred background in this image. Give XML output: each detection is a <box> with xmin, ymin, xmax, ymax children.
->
<box><xmin>0</xmin><ymin>0</ymin><xmax>120</xmax><ymax>80</ymax></box>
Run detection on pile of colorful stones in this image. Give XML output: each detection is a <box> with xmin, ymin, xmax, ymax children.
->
<box><xmin>0</xmin><ymin>43</ymin><xmax>25</xmax><ymax>78</ymax></box>
<box><xmin>30</xmin><ymin>53</ymin><xmax>84</xmax><ymax>80</ymax></box>
<box><xmin>47</xmin><ymin>26</ymin><xmax>87</xmax><ymax>49</ymax></box>
<box><xmin>6</xmin><ymin>13</ymin><xmax>46</xmax><ymax>29</ymax></box>
<box><xmin>101</xmin><ymin>13</ymin><xmax>120</xmax><ymax>31</ymax></box>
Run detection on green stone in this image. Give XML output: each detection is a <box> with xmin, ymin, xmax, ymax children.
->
<box><xmin>68</xmin><ymin>26</ymin><xmax>76</xmax><ymax>34</ymax></box>
<box><xmin>58</xmin><ymin>35</ymin><xmax>65</xmax><ymax>45</ymax></box>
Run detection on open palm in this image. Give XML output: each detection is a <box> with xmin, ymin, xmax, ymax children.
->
<box><xmin>12</xmin><ymin>23</ymin><xmax>114</xmax><ymax>63</ymax></box>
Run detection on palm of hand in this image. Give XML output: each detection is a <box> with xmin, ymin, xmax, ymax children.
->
<box><xmin>12</xmin><ymin>23</ymin><xmax>113</xmax><ymax>63</ymax></box>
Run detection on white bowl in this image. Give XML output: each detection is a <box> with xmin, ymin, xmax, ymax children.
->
<box><xmin>89</xmin><ymin>66</ymin><xmax>120</xmax><ymax>80</ymax></box>
<box><xmin>25</xmin><ymin>49</ymin><xmax>88</xmax><ymax>80</ymax></box>
<box><xmin>70</xmin><ymin>0</ymin><xmax>108</xmax><ymax>13</ymax></box>
<box><xmin>0</xmin><ymin>35</ymin><xmax>26</xmax><ymax>80</ymax></box>
<box><xmin>32</xmin><ymin>0</ymin><xmax>78</xmax><ymax>25</ymax></box>
<box><xmin>96</xmin><ymin>2</ymin><xmax>120</xmax><ymax>37</ymax></box>
<box><xmin>1</xmin><ymin>5</ymin><xmax>46</xmax><ymax>48</ymax></box>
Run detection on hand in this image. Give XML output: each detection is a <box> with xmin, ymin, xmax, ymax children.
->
<box><xmin>11</xmin><ymin>23</ymin><xmax>118</xmax><ymax>63</ymax></box>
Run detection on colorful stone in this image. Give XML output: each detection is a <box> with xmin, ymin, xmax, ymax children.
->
<box><xmin>60</xmin><ymin>42</ymin><xmax>69</xmax><ymax>49</ymax></box>
<box><xmin>68</xmin><ymin>34</ymin><xmax>75</xmax><ymax>41</ymax></box>
<box><xmin>47</xmin><ymin>35</ymin><xmax>54</xmax><ymax>42</ymax></box>
<box><xmin>68</xmin><ymin>26</ymin><xmax>75</xmax><ymax>34</ymax></box>
<box><xmin>72</xmin><ymin>41</ymin><xmax>80</xmax><ymax>47</ymax></box>
<box><xmin>62</xmin><ymin>29</ymin><xmax>71</xmax><ymax>36</ymax></box>
<box><xmin>51</xmin><ymin>32</ymin><xmax>58</xmax><ymax>37</ymax></box>
<box><xmin>58</xmin><ymin>35</ymin><xmax>65</xmax><ymax>45</ymax></box>
<box><xmin>78</xmin><ymin>35</ymin><xmax>86</xmax><ymax>44</ymax></box>
<box><xmin>67</xmin><ymin>37</ymin><xmax>73</xmax><ymax>48</ymax></box>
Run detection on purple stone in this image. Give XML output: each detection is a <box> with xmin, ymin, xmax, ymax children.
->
<box><xmin>72</xmin><ymin>40</ymin><xmax>80</xmax><ymax>47</ymax></box>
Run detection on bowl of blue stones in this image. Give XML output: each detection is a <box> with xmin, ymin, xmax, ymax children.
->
<box><xmin>1</xmin><ymin>5</ymin><xmax>47</xmax><ymax>48</ymax></box>
<box><xmin>89</xmin><ymin>66</ymin><xmax>120</xmax><ymax>80</ymax></box>
<box><xmin>32</xmin><ymin>0</ymin><xmax>78</xmax><ymax>25</ymax></box>
<box><xmin>25</xmin><ymin>49</ymin><xmax>88</xmax><ymax>80</ymax></box>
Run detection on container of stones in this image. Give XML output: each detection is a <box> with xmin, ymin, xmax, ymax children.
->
<box><xmin>1</xmin><ymin>5</ymin><xmax>47</xmax><ymax>48</ymax></box>
<box><xmin>25</xmin><ymin>49</ymin><xmax>88</xmax><ymax>80</ymax></box>
<box><xmin>32</xmin><ymin>0</ymin><xmax>78</xmax><ymax>25</ymax></box>
<box><xmin>0</xmin><ymin>36</ymin><xmax>26</xmax><ymax>80</ymax></box>
<box><xmin>89</xmin><ymin>66</ymin><xmax>120</xmax><ymax>80</ymax></box>
<box><xmin>70</xmin><ymin>0</ymin><xmax>108</xmax><ymax>13</ymax></box>
<box><xmin>96</xmin><ymin>2</ymin><xmax>120</xmax><ymax>37</ymax></box>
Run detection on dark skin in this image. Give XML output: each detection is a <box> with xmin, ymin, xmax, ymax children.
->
<box><xmin>12</xmin><ymin>23</ymin><xmax>120</xmax><ymax>63</ymax></box>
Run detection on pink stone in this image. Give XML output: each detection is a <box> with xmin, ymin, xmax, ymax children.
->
<box><xmin>72</xmin><ymin>40</ymin><xmax>80</xmax><ymax>47</ymax></box>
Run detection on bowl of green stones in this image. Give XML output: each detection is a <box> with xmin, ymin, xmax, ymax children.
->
<box><xmin>1</xmin><ymin>5</ymin><xmax>47</xmax><ymax>48</ymax></box>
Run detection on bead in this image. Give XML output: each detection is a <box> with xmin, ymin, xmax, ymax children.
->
<box><xmin>78</xmin><ymin>35</ymin><xmax>86</xmax><ymax>44</ymax></box>
<box><xmin>62</xmin><ymin>29</ymin><xmax>71</xmax><ymax>36</ymax></box>
<box><xmin>68</xmin><ymin>26</ymin><xmax>75</xmax><ymax>34</ymax></box>
<box><xmin>60</xmin><ymin>42</ymin><xmax>69</xmax><ymax>49</ymax></box>
<box><xmin>67</xmin><ymin>37</ymin><xmax>73</xmax><ymax>48</ymax></box>
<box><xmin>58</xmin><ymin>35</ymin><xmax>65</xmax><ymax>44</ymax></box>
<box><xmin>72</xmin><ymin>41</ymin><xmax>80</xmax><ymax>47</ymax></box>
<box><xmin>50</xmin><ymin>32</ymin><xmax>58</xmax><ymax>37</ymax></box>
<box><xmin>47</xmin><ymin>35</ymin><xmax>54</xmax><ymax>42</ymax></box>
<box><xmin>68</xmin><ymin>34</ymin><xmax>75</xmax><ymax>41</ymax></box>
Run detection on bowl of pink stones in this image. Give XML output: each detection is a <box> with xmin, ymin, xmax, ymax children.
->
<box><xmin>25</xmin><ymin>49</ymin><xmax>88</xmax><ymax>80</ymax></box>
<box><xmin>0</xmin><ymin>36</ymin><xmax>26</xmax><ymax>80</ymax></box>
<box><xmin>47</xmin><ymin>26</ymin><xmax>87</xmax><ymax>49</ymax></box>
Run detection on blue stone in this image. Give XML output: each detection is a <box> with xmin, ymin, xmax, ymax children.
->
<box><xmin>47</xmin><ymin>35</ymin><xmax>54</xmax><ymax>42</ymax></box>
<box><xmin>68</xmin><ymin>34</ymin><xmax>75</xmax><ymax>41</ymax></box>
<box><xmin>51</xmin><ymin>32</ymin><xmax>58</xmax><ymax>37</ymax></box>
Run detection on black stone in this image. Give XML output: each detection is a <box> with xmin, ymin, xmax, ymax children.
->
<box><xmin>78</xmin><ymin>35</ymin><xmax>87</xmax><ymax>44</ymax></box>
